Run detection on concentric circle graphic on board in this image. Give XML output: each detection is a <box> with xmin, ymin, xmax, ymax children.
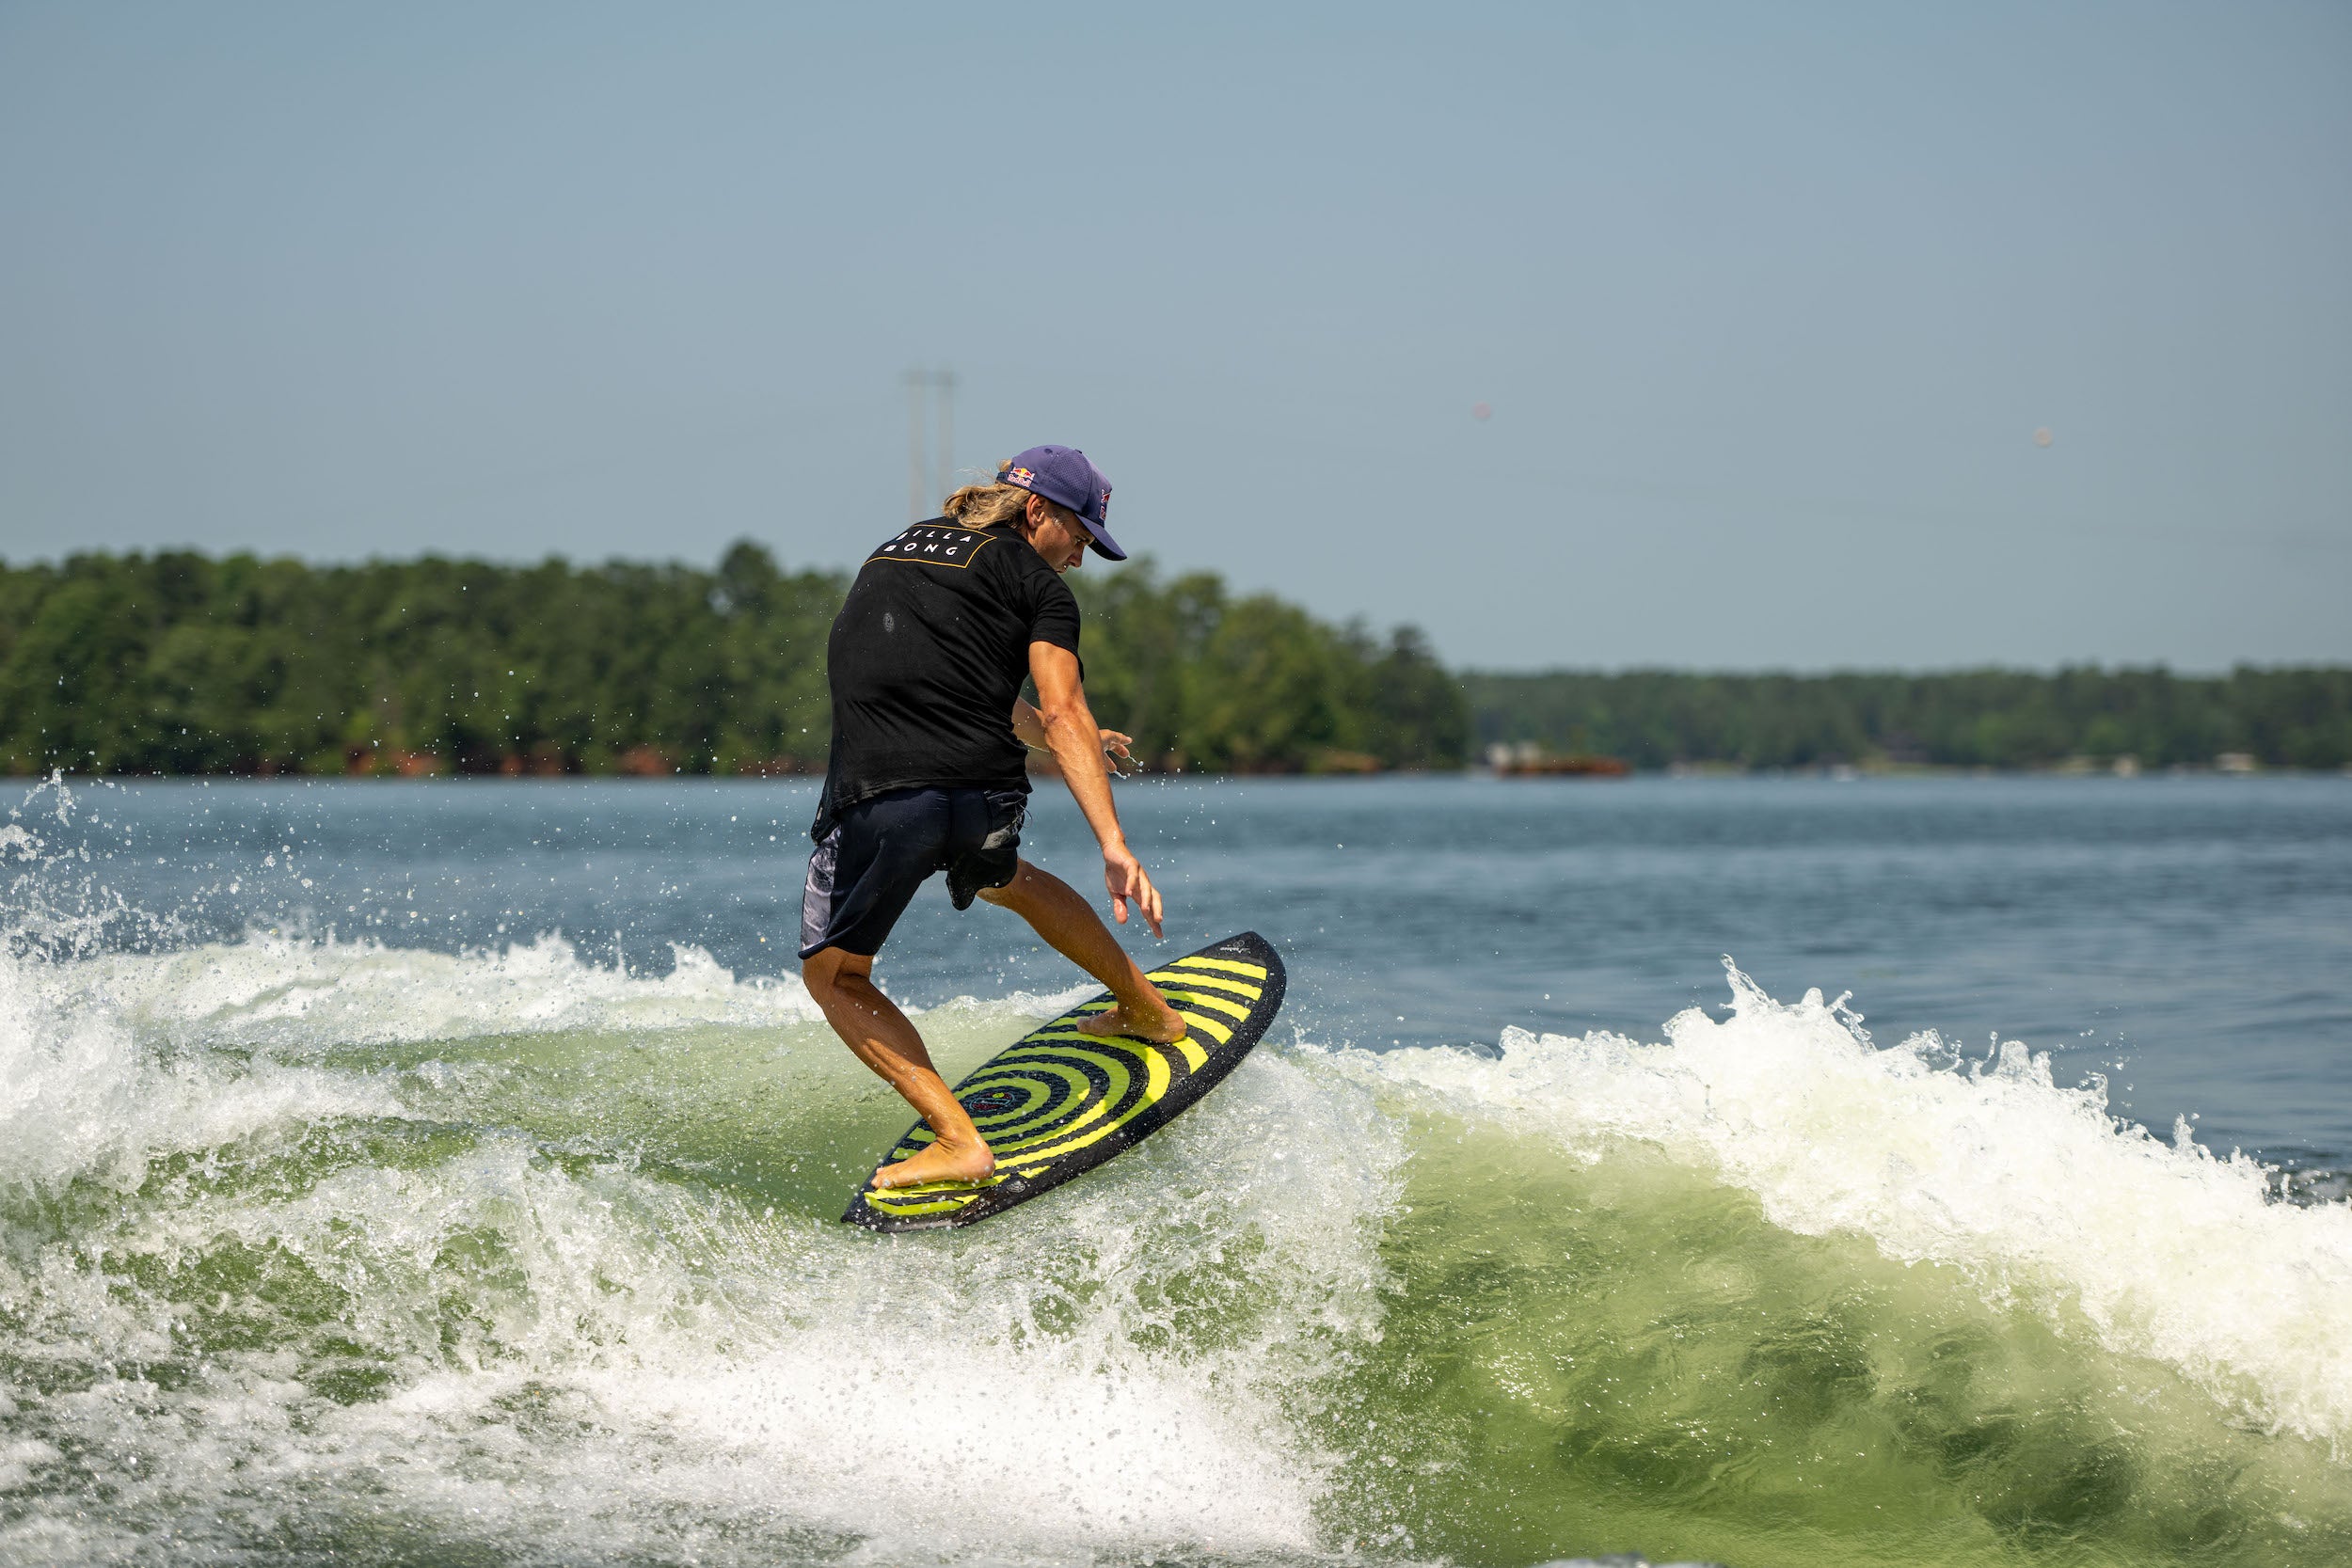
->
<box><xmin>844</xmin><ymin>932</ymin><xmax>1287</xmax><ymax>1231</ymax></box>
<box><xmin>961</xmin><ymin>1083</ymin><xmax>1034</xmax><ymax>1119</ymax></box>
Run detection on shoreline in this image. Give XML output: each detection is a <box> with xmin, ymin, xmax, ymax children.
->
<box><xmin>19</xmin><ymin>762</ymin><xmax>2351</xmax><ymax>784</ymax></box>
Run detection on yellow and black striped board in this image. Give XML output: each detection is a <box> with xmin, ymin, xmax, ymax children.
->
<box><xmin>842</xmin><ymin>931</ymin><xmax>1287</xmax><ymax>1232</ymax></box>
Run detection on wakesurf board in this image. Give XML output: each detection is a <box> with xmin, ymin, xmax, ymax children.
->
<box><xmin>842</xmin><ymin>930</ymin><xmax>1286</xmax><ymax>1232</ymax></box>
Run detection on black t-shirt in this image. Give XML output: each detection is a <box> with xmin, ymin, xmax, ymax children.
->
<box><xmin>814</xmin><ymin>519</ymin><xmax>1081</xmax><ymax>837</ymax></box>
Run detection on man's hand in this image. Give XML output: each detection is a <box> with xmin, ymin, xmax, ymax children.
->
<box><xmin>1101</xmin><ymin>728</ymin><xmax>1136</xmax><ymax>777</ymax></box>
<box><xmin>1103</xmin><ymin>841</ymin><xmax>1165</xmax><ymax>938</ymax></box>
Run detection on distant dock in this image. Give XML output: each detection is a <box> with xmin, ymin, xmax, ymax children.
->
<box><xmin>1486</xmin><ymin>744</ymin><xmax>1630</xmax><ymax>778</ymax></box>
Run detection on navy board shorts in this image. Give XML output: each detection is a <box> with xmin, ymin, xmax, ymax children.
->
<box><xmin>799</xmin><ymin>785</ymin><xmax>1026</xmax><ymax>959</ymax></box>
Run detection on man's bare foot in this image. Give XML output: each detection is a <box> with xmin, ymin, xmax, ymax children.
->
<box><xmin>871</xmin><ymin>1137</ymin><xmax>995</xmax><ymax>1190</ymax></box>
<box><xmin>1077</xmin><ymin>993</ymin><xmax>1188</xmax><ymax>1044</ymax></box>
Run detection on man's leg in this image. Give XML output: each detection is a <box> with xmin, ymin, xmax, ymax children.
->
<box><xmin>801</xmin><ymin>945</ymin><xmax>994</xmax><ymax>1189</ymax></box>
<box><xmin>977</xmin><ymin>860</ymin><xmax>1187</xmax><ymax>1043</ymax></box>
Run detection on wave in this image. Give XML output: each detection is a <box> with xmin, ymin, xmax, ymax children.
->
<box><xmin>1350</xmin><ymin>963</ymin><xmax>2352</xmax><ymax>1451</ymax></box>
<box><xmin>0</xmin><ymin>927</ymin><xmax>2346</xmax><ymax>1565</ymax></box>
<box><xmin>0</xmin><ymin>931</ymin><xmax>1395</xmax><ymax>1564</ymax></box>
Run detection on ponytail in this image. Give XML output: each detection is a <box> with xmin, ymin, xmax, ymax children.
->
<box><xmin>941</xmin><ymin>462</ymin><xmax>1079</xmax><ymax>533</ymax></box>
<box><xmin>939</xmin><ymin>482</ymin><xmax>1034</xmax><ymax>530</ymax></box>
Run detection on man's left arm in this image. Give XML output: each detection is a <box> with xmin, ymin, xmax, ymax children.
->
<box><xmin>1025</xmin><ymin>644</ymin><xmax>1163</xmax><ymax>936</ymax></box>
<box><xmin>1011</xmin><ymin>697</ymin><xmax>1135</xmax><ymax>775</ymax></box>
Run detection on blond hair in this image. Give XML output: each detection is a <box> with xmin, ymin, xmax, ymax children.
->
<box><xmin>938</xmin><ymin>483</ymin><xmax>1032</xmax><ymax>530</ymax></box>
<box><xmin>940</xmin><ymin>467</ymin><xmax>1078</xmax><ymax>532</ymax></box>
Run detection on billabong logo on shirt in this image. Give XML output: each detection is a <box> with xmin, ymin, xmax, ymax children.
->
<box><xmin>868</xmin><ymin>524</ymin><xmax>995</xmax><ymax>571</ymax></box>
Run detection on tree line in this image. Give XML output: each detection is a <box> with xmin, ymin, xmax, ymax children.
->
<box><xmin>1464</xmin><ymin>667</ymin><xmax>2352</xmax><ymax>770</ymax></box>
<box><xmin>4</xmin><ymin>546</ymin><xmax>2346</xmax><ymax>776</ymax></box>
<box><xmin>0</xmin><ymin>545</ymin><xmax>1467</xmax><ymax>777</ymax></box>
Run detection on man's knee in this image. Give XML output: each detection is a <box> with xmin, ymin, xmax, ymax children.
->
<box><xmin>799</xmin><ymin>952</ymin><xmax>834</xmax><ymax>1000</ymax></box>
<box><xmin>801</xmin><ymin>947</ymin><xmax>870</xmax><ymax>1002</ymax></box>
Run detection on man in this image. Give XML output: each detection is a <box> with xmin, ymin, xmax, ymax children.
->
<box><xmin>799</xmin><ymin>444</ymin><xmax>1186</xmax><ymax>1190</ymax></box>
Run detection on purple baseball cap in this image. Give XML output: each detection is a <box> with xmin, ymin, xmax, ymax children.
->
<box><xmin>998</xmin><ymin>445</ymin><xmax>1124</xmax><ymax>561</ymax></box>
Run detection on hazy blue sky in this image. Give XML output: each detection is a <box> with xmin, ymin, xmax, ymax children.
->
<box><xmin>3</xmin><ymin>1</ymin><xmax>2345</xmax><ymax>671</ymax></box>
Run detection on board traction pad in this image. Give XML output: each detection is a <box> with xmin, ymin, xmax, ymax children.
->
<box><xmin>842</xmin><ymin>931</ymin><xmax>1287</xmax><ymax>1231</ymax></box>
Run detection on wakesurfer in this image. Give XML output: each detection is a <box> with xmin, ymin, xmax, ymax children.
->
<box><xmin>798</xmin><ymin>446</ymin><xmax>1186</xmax><ymax>1191</ymax></box>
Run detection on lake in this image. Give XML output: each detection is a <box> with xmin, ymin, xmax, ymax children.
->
<box><xmin>2</xmin><ymin>772</ymin><xmax>2347</xmax><ymax>1566</ymax></box>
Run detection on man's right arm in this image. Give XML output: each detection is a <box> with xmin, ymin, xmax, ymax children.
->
<box><xmin>1027</xmin><ymin>641</ymin><xmax>1164</xmax><ymax>938</ymax></box>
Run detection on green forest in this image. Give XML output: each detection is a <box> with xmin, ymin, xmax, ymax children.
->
<box><xmin>1466</xmin><ymin>667</ymin><xmax>2352</xmax><ymax>771</ymax></box>
<box><xmin>2</xmin><ymin>546</ymin><xmax>2346</xmax><ymax>776</ymax></box>
<box><xmin>0</xmin><ymin>544</ymin><xmax>1465</xmax><ymax>777</ymax></box>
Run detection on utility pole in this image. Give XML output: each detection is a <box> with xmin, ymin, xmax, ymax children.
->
<box><xmin>904</xmin><ymin>367</ymin><xmax>956</xmax><ymax>520</ymax></box>
<box><xmin>933</xmin><ymin>368</ymin><xmax>956</xmax><ymax>506</ymax></box>
<box><xmin>904</xmin><ymin>368</ymin><xmax>927</xmax><ymax>522</ymax></box>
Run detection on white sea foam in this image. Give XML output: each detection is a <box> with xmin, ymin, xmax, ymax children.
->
<box><xmin>1357</xmin><ymin>961</ymin><xmax>2352</xmax><ymax>1449</ymax></box>
<box><xmin>0</xmin><ymin>930</ymin><xmax>1402</xmax><ymax>1563</ymax></box>
<box><xmin>0</xmin><ymin>927</ymin><xmax>826</xmax><ymax>1198</ymax></box>
<box><xmin>0</xmin><ymin>947</ymin><xmax>399</xmax><ymax>1196</ymax></box>
<box><xmin>49</xmin><ymin>930</ymin><xmax>828</xmax><ymax>1049</ymax></box>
